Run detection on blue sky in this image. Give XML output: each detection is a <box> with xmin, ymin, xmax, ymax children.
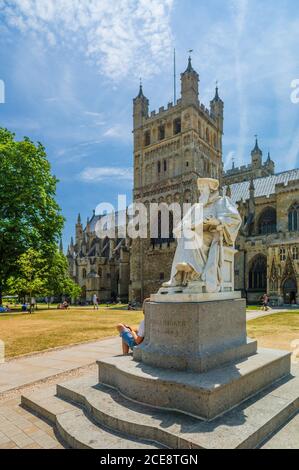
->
<box><xmin>1</xmin><ymin>0</ymin><xmax>299</xmax><ymax>249</ymax></box>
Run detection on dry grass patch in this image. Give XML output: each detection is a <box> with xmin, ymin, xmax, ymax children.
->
<box><xmin>247</xmin><ymin>311</ymin><xmax>299</xmax><ymax>351</ymax></box>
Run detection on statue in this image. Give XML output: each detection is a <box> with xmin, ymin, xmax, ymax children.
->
<box><xmin>163</xmin><ymin>178</ymin><xmax>242</xmax><ymax>293</ymax></box>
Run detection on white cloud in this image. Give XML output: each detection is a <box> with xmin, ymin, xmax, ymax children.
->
<box><xmin>2</xmin><ymin>0</ymin><xmax>174</xmax><ymax>81</ymax></box>
<box><xmin>102</xmin><ymin>124</ymin><xmax>131</xmax><ymax>141</ymax></box>
<box><xmin>79</xmin><ymin>166</ymin><xmax>133</xmax><ymax>183</ymax></box>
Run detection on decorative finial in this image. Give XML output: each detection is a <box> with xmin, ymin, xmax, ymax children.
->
<box><xmin>232</xmin><ymin>157</ymin><xmax>235</xmax><ymax>169</ymax></box>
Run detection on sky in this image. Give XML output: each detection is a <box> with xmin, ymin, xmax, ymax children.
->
<box><xmin>1</xmin><ymin>0</ymin><xmax>299</xmax><ymax>249</ymax></box>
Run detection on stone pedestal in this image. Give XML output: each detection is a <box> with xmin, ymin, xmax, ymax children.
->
<box><xmin>98</xmin><ymin>298</ymin><xmax>291</xmax><ymax>422</ymax></box>
<box><xmin>133</xmin><ymin>299</ymin><xmax>257</xmax><ymax>373</ymax></box>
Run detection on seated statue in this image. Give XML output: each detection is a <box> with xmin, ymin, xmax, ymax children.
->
<box><xmin>163</xmin><ymin>178</ymin><xmax>241</xmax><ymax>293</ymax></box>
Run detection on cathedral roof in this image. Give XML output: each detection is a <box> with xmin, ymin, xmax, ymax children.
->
<box><xmin>228</xmin><ymin>169</ymin><xmax>299</xmax><ymax>203</ymax></box>
<box><xmin>86</xmin><ymin>210</ymin><xmax>127</xmax><ymax>233</ymax></box>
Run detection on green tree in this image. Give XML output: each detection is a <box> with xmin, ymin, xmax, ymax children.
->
<box><xmin>0</xmin><ymin>128</ymin><xmax>64</xmax><ymax>303</ymax></box>
<box><xmin>7</xmin><ymin>249</ymin><xmax>47</xmax><ymax>313</ymax></box>
<box><xmin>45</xmin><ymin>251</ymin><xmax>81</xmax><ymax>305</ymax></box>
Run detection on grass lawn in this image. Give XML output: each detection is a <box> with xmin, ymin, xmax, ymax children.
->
<box><xmin>1</xmin><ymin>307</ymin><xmax>298</xmax><ymax>359</ymax></box>
<box><xmin>0</xmin><ymin>306</ymin><xmax>143</xmax><ymax>358</ymax></box>
<box><xmin>247</xmin><ymin>311</ymin><xmax>299</xmax><ymax>351</ymax></box>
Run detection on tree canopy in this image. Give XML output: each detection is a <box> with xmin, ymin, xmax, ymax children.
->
<box><xmin>0</xmin><ymin>128</ymin><xmax>64</xmax><ymax>300</ymax></box>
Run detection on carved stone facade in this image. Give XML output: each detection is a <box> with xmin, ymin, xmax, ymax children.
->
<box><xmin>229</xmin><ymin>162</ymin><xmax>299</xmax><ymax>305</ymax></box>
<box><xmin>67</xmin><ymin>213</ymin><xmax>130</xmax><ymax>302</ymax></box>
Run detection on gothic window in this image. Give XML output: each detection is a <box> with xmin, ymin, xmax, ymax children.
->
<box><xmin>157</xmin><ymin>161</ymin><xmax>161</xmax><ymax>174</ymax></box>
<box><xmin>206</xmin><ymin>128</ymin><xmax>210</xmax><ymax>144</ymax></box>
<box><xmin>288</xmin><ymin>203</ymin><xmax>299</xmax><ymax>231</ymax></box>
<box><xmin>144</xmin><ymin>130</ymin><xmax>151</xmax><ymax>146</ymax></box>
<box><xmin>292</xmin><ymin>246</ymin><xmax>299</xmax><ymax>260</ymax></box>
<box><xmin>186</xmin><ymin>161</ymin><xmax>189</xmax><ymax>167</ymax></box>
<box><xmin>248</xmin><ymin>255</ymin><xmax>267</xmax><ymax>290</ymax></box>
<box><xmin>163</xmin><ymin>160</ymin><xmax>167</xmax><ymax>172</ymax></box>
<box><xmin>158</xmin><ymin>125</ymin><xmax>165</xmax><ymax>141</ymax></box>
<box><xmin>160</xmin><ymin>272</ymin><xmax>165</xmax><ymax>281</ymax></box>
<box><xmin>258</xmin><ymin>208</ymin><xmax>277</xmax><ymax>235</ymax></box>
<box><xmin>173</xmin><ymin>118</ymin><xmax>181</xmax><ymax>135</ymax></box>
<box><xmin>280</xmin><ymin>248</ymin><xmax>286</xmax><ymax>261</ymax></box>
<box><xmin>82</xmin><ymin>269</ymin><xmax>87</xmax><ymax>279</ymax></box>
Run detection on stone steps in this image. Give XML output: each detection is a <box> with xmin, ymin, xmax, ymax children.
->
<box><xmin>55</xmin><ymin>372</ymin><xmax>299</xmax><ymax>449</ymax></box>
<box><xmin>21</xmin><ymin>363</ymin><xmax>299</xmax><ymax>449</ymax></box>
<box><xmin>97</xmin><ymin>348</ymin><xmax>291</xmax><ymax>420</ymax></box>
<box><xmin>21</xmin><ymin>387</ymin><xmax>163</xmax><ymax>449</ymax></box>
<box><xmin>56</xmin><ymin>377</ymin><xmax>198</xmax><ymax>449</ymax></box>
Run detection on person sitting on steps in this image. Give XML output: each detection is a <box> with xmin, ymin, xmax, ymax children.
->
<box><xmin>116</xmin><ymin>298</ymin><xmax>150</xmax><ymax>354</ymax></box>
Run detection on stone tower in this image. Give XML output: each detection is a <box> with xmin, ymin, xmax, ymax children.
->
<box><xmin>129</xmin><ymin>57</ymin><xmax>224</xmax><ymax>302</ymax></box>
<box><xmin>251</xmin><ymin>137</ymin><xmax>262</xmax><ymax>169</ymax></box>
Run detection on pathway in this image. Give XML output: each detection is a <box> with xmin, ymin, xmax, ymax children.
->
<box><xmin>0</xmin><ymin>337</ymin><xmax>120</xmax><ymax>396</ymax></box>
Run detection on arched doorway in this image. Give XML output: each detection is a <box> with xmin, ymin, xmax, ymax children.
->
<box><xmin>282</xmin><ymin>278</ymin><xmax>297</xmax><ymax>304</ymax></box>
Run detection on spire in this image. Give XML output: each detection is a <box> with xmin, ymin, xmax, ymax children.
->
<box><xmin>70</xmin><ymin>236</ymin><xmax>74</xmax><ymax>247</ymax></box>
<box><xmin>183</xmin><ymin>53</ymin><xmax>197</xmax><ymax>75</ymax></box>
<box><xmin>212</xmin><ymin>82</ymin><xmax>222</xmax><ymax>102</ymax></box>
<box><xmin>59</xmin><ymin>238</ymin><xmax>63</xmax><ymax>253</ymax></box>
<box><xmin>77</xmin><ymin>213</ymin><xmax>81</xmax><ymax>224</ymax></box>
<box><xmin>267</xmin><ymin>151</ymin><xmax>271</xmax><ymax>163</ymax></box>
<box><xmin>181</xmin><ymin>51</ymin><xmax>199</xmax><ymax>107</ymax></box>
<box><xmin>249</xmin><ymin>177</ymin><xmax>255</xmax><ymax>192</ymax></box>
<box><xmin>252</xmin><ymin>135</ymin><xmax>262</xmax><ymax>155</ymax></box>
<box><xmin>136</xmin><ymin>78</ymin><xmax>144</xmax><ymax>99</ymax></box>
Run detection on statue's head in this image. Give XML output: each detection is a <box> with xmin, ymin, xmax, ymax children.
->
<box><xmin>197</xmin><ymin>178</ymin><xmax>219</xmax><ymax>204</ymax></box>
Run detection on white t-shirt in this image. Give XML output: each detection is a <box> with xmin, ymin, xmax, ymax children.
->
<box><xmin>93</xmin><ymin>295</ymin><xmax>98</xmax><ymax>304</ymax></box>
<box><xmin>137</xmin><ymin>320</ymin><xmax>145</xmax><ymax>338</ymax></box>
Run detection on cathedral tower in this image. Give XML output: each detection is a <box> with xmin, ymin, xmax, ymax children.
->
<box><xmin>130</xmin><ymin>57</ymin><xmax>224</xmax><ymax>301</ymax></box>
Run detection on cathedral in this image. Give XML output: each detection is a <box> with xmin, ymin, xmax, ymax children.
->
<box><xmin>68</xmin><ymin>57</ymin><xmax>299</xmax><ymax>306</ymax></box>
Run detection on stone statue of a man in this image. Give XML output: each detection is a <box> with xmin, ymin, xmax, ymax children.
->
<box><xmin>164</xmin><ymin>178</ymin><xmax>242</xmax><ymax>293</ymax></box>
